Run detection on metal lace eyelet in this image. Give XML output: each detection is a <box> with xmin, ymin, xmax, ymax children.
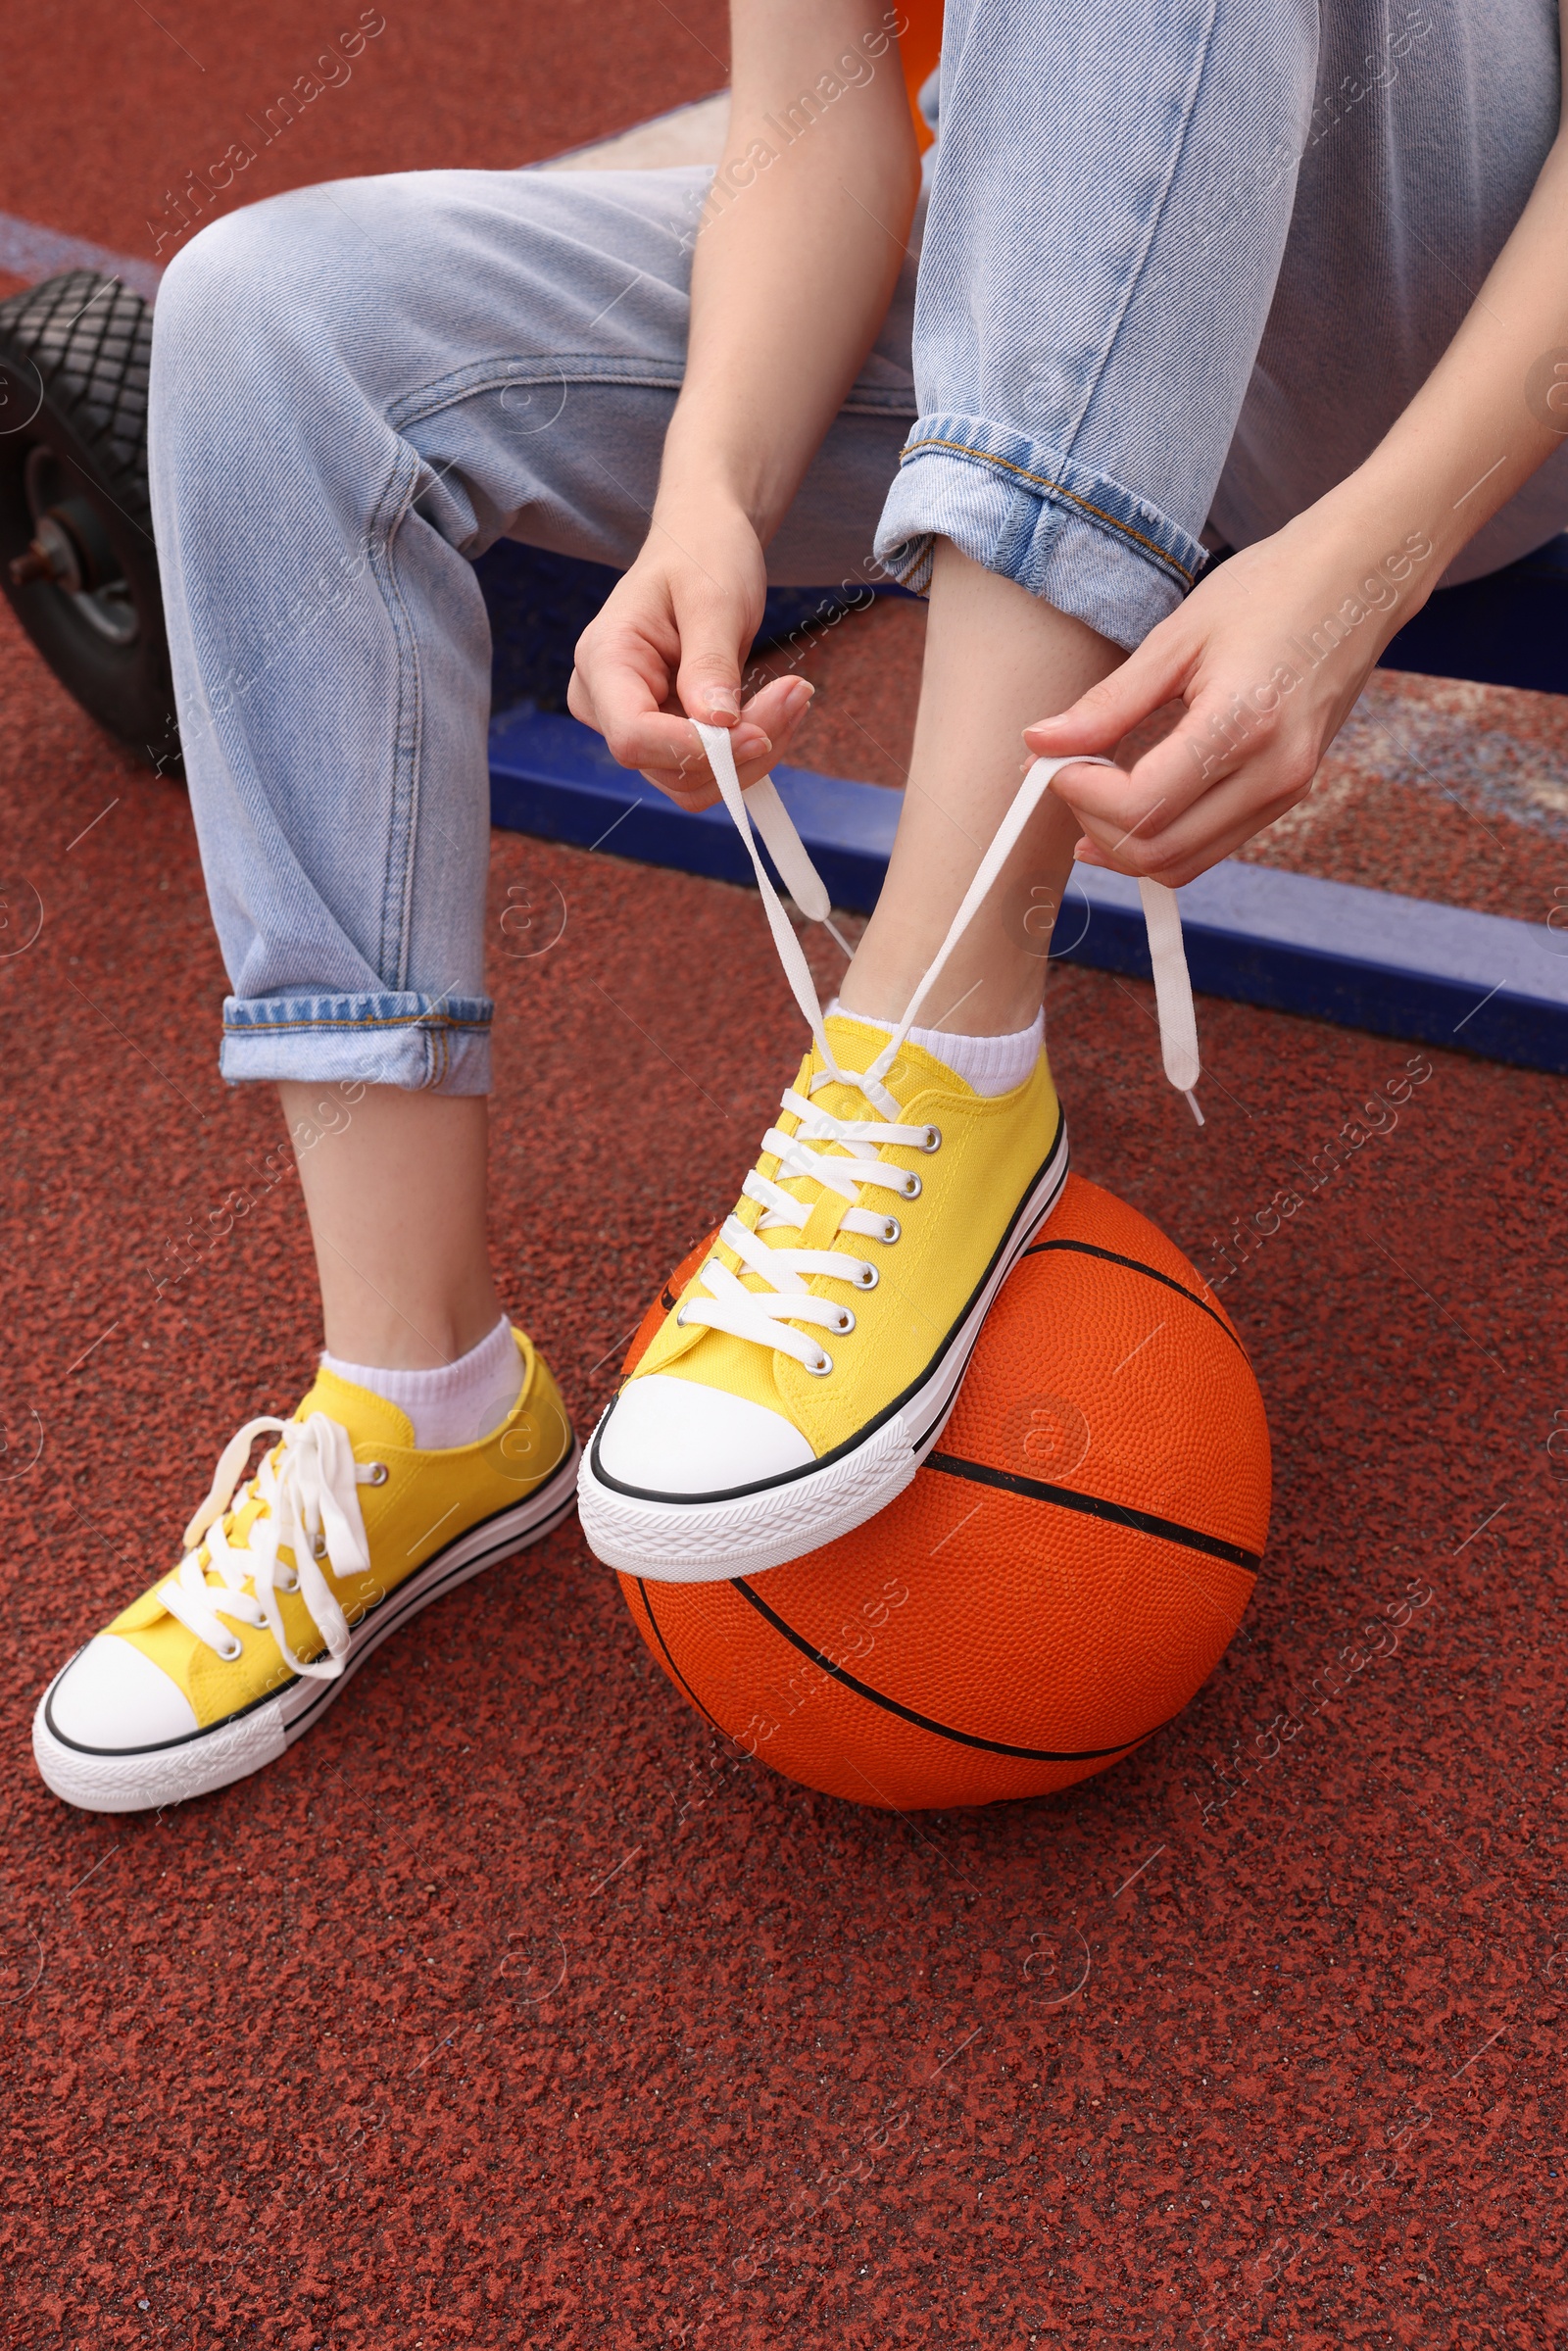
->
<box><xmin>854</xmin><ymin>1262</ymin><xmax>878</xmax><ymax>1289</ymax></box>
<box><xmin>920</xmin><ymin>1126</ymin><xmax>943</xmax><ymax>1152</ymax></box>
<box><xmin>901</xmin><ymin>1171</ymin><xmax>922</xmax><ymax>1200</ymax></box>
<box><xmin>278</xmin><ymin>1570</ymin><xmax>301</xmax><ymax>1592</ymax></box>
<box><xmin>880</xmin><ymin>1216</ymin><xmax>902</xmax><ymax>1245</ymax></box>
<box><xmin>805</xmin><ymin>1349</ymin><xmax>834</xmax><ymax>1377</ymax></box>
<box><xmin>311</xmin><ymin>1534</ymin><xmax>327</xmax><ymax>1560</ymax></box>
<box><xmin>365</xmin><ymin>1461</ymin><xmax>389</xmax><ymax>1487</ymax></box>
<box><xmin>832</xmin><ymin>1307</ymin><xmax>856</xmax><ymax>1335</ymax></box>
<box><xmin>218</xmin><ymin>1637</ymin><xmax>243</xmax><ymax>1663</ymax></box>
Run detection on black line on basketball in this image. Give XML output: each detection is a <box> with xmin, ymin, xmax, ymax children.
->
<box><xmin>731</xmin><ymin>1578</ymin><xmax>1160</xmax><ymax>1762</ymax></box>
<box><xmin>1022</xmin><ymin>1237</ymin><xmax>1245</xmax><ymax>1353</ymax></box>
<box><xmin>637</xmin><ymin>1578</ymin><xmax>721</xmax><ymax>1731</ymax></box>
<box><xmin>924</xmin><ymin>1452</ymin><xmax>1261</xmax><ymax>1571</ymax></box>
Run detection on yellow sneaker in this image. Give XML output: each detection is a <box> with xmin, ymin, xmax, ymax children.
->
<box><xmin>579</xmin><ymin>1009</ymin><xmax>1066</xmax><ymax>1579</ymax></box>
<box><xmin>577</xmin><ymin>730</ymin><xmax>1201</xmax><ymax>1586</ymax></box>
<box><xmin>33</xmin><ymin>1330</ymin><xmax>577</xmax><ymax>1813</ymax></box>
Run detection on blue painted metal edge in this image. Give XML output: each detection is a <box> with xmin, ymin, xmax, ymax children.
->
<box><xmin>489</xmin><ymin>703</ymin><xmax>1568</xmax><ymax>1076</ymax></box>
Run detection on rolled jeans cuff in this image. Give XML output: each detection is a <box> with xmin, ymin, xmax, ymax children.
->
<box><xmin>220</xmin><ymin>991</ymin><xmax>494</xmax><ymax>1094</ymax></box>
<box><xmin>873</xmin><ymin>414</ymin><xmax>1207</xmax><ymax>650</ymax></box>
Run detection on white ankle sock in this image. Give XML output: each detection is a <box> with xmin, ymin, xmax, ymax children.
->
<box><xmin>321</xmin><ymin>1315</ymin><xmax>523</xmax><ymax>1450</ymax></box>
<box><xmin>829</xmin><ymin>1001</ymin><xmax>1044</xmax><ymax>1098</ymax></box>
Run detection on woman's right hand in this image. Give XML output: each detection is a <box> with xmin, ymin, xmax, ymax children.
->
<box><xmin>567</xmin><ymin>492</ymin><xmax>815</xmax><ymax>813</ymax></box>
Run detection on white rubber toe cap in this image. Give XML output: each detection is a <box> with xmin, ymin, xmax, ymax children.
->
<box><xmin>47</xmin><ymin>1634</ymin><xmax>200</xmax><ymax>1751</ymax></box>
<box><xmin>597</xmin><ymin>1372</ymin><xmax>815</xmax><ymax>1495</ymax></box>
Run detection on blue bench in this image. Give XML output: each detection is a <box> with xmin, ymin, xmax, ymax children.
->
<box><xmin>1378</xmin><ymin>530</ymin><xmax>1568</xmax><ymax>695</ymax></box>
<box><xmin>480</xmin><ymin>537</ymin><xmax>1568</xmax><ymax>1076</ymax></box>
<box><xmin>476</xmin><ymin>530</ymin><xmax>1568</xmax><ymax>715</ymax></box>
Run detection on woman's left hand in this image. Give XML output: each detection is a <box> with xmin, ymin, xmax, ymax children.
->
<box><xmin>1023</xmin><ymin>503</ymin><xmax>1439</xmax><ymax>888</ymax></box>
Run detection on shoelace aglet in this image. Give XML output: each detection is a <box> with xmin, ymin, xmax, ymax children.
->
<box><xmin>1185</xmin><ymin>1089</ymin><xmax>1205</xmax><ymax>1128</ymax></box>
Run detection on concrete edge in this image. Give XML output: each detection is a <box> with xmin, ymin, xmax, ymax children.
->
<box><xmin>0</xmin><ymin>211</ymin><xmax>162</xmax><ymax>299</ymax></box>
<box><xmin>0</xmin><ymin>99</ymin><xmax>732</xmax><ymax>306</ymax></box>
<box><xmin>539</xmin><ymin>91</ymin><xmax>729</xmax><ymax>173</ymax></box>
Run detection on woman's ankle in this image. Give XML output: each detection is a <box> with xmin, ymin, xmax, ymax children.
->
<box><xmin>838</xmin><ymin>906</ymin><xmax>1051</xmax><ymax>1035</ymax></box>
<box><xmin>321</xmin><ymin>1314</ymin><xmax>523</xmax><ymax>1446</ymax></box>
<box><xmin>827</xmin><ymin>994</ymin><xmax>1044</xmax><ymax>1092</ymax></box>
<box><xmin>279</xmin><ymin>1080</ymin><xmax>503</xmax><ymax>1370</ymax></box>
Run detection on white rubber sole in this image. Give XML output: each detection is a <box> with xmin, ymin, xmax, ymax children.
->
<box><xmin>32</xmin><ymin>1440</ymin><xmax>581</xmax><ymax>1815</ymax></box>
<box><xmin>577</xmin><ymin>1133</ymin><xmax>1068</xmax><ymax>1583</ymax></box>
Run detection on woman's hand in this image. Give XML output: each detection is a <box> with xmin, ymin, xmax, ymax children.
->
<box><xmin>1023</xmin><ymin>504</ymin><xmax>1439</xmax><ymax>887</ymax></box>
<box><xmin>1030</xmin><ymin>97</ymin><xmax>1568</xmax><ymax>883</ymax></box>
<box><xmin>567</xmin><ymin>493</ymin><xmax>814</xmax><ymax>812</ymax></box>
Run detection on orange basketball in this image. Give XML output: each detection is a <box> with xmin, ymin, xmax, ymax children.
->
<box><xmin>615</xmin><ymin>1176</ymin><xmax>1271</xmax><ymax>1810</ymax></box>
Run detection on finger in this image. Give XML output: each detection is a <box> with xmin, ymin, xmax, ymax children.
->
<box><xmin>644</xmin><ymin>716</ymin><xmax>771</xmax><ymax>795</ymax></box>
<box><xmin>673</xmin><ymin>591</ymin><xmax>757</xmax><ymax>730</ymax></box>
<box><xmin>1120</xmin><ymin>677</ymin><xmax>1290</xmax><ymax>810</ymax></box>
<box><xmin>1045</xmin><ymin>757</ymin><xmax>1191</xmax><ymax>856</ymax></box>
<box><xmin>1043</xmin><ymin>755</ymin><xmax>1134</xmax><ymax>808</ymax></box>
<box><xmin>639</xmin><ymin>674</ymin><xmax>814</xmax><ymax>804</ymax></box>
<box><xmin>640</xmin><ymin>686</ymin><xmax>815</xmax><ymax>809</ymax></box>
<box><xmin>639</xmin><ymin>765</ymin><xmax>725</xmax><ymax>810</ymax></box>
<box><xmin>598</xmin><ymin>698</ymin><xmax>762</xmax><ymax>778</ymax></box>
<box><xmin>1071</xmin><ymin>755</ymin><xmax>1306</xmax><ymax>885</ymax></box>
<box><xmin>1073</xmin><ymin>802</ymin><xmax>1284</xmax><ymax>888</ymax></box>
<box><xmin>1023</xmin><ymin>622</ymin><xmax>1196</xmax><ymax>758</ymax></box>
<box><xmin>739</xmin><ymin>673</ymin><xmax>814</xmax><ymax>748</ymax></box>
<box><xmin>1047</xmin><ymin>664</ymin><xmax>1287</xmax><ymax>841</ymax></box>
<box><xmin>571</xmin><ymin>646</ymin><xmax>771</xmax><ymax>778</ymax></box>
<box><xmin>567</xmin><ymin>619</ymin><xmax>681</xmax><ymax>767</ymax></box>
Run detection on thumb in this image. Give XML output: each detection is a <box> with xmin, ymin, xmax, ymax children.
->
<box><xmin>674</xmin><ymin>602</ymin><xmax>749</xmax><ymax>729</ymax></box>
<box><xmin>1023</xmin><ymin>632</ymin><xmax>1191</xmax><ymax>758</ymax></box>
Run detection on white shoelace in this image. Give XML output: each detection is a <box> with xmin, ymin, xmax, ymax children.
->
<box><xmin>677</xmin><ymin>726</ymin><xmax>1203</xmax><ymax>1375</ymax></box>
<box><xmin>157</xmin><ymin>1413</ymin><xmax>380</xmax><ymax>1681</ymax></box>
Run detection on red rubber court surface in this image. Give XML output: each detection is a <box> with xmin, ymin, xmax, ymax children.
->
<box><xmin>3</xmin><ymin>9</ymin><xmax>1567</xmax><ymax>2348</ymax></box>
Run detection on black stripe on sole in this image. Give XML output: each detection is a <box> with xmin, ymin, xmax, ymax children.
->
<box><xmin>43</xmin><ymin>1450</ymin><xmax>581</xmax><ymax>1763</ymax></box>
<box><xmin>588</xmin><ymin>1108</ymin><xmax>1067</xmax><ymax>1507</ymax></box>
<box><xmin>285</xmin><ymin>1461</ymin><xmax>581</xmax><ymax>1739</ymax></box>
<box><xmin>1021</xmin><ymin>1236</ymin><xmax>1245</xmax><ymax>1354</ymax></box>
<box><xmin>924</xmin><ymin>1452</ymin><xmax>1261</xmax><ymax>1573</ymax></box>
<box><xmin>731</xmin><ymin>1576</ymin><xmax>1160</xmax><ymax>1764</ymax></box>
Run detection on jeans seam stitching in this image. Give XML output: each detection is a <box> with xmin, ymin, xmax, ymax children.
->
<box><xmin>366</xmin><ymin>452</ymin><xmax>425</xmax><ymax>993</ymax></box>
<box><xmin>385</xmin><ymin>359</ymin><xmax>683</xmax><ymax>432</ymax></box>
<box><xmin>222</xmin><ymin>1012</ymin><xmax>491</xmax><ymax>1034</ymax></box>
<box><xmin>896</xmin><ymin>436</ymin><xmax>1198</xmax><ymax>585</ymax></box>
<box><xmin>1058</xmin><ymin>0</ymin><xmax>1223</xmax><ymax>465</ymax></box>
<box><xmin>386</xmin><ymin>365</ymin><xmax>916</xmax><ymax>436</ymax></box>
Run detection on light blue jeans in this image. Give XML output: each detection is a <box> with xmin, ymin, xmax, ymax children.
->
<box><xmin>148</xmin><ymin>0</ymin><xmax>1565</xmax><ymax>1094</ymax></box>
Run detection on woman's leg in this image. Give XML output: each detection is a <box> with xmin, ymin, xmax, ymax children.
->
<box><xmin>878</xmin><ymin>0</ymin><xmax>1320</xmax><ymax>642</ymax></box>
<box><xmin>1212</xmin><ymin>0</ymin><xmax>1568</xmax><ymax>581</ymax></box>
<box><xmin>838</xmin><ymin>543</ymin><xmax>1119</xmax><ymax>1035</ymax></box>
<box><xmin>859</xmin><ymin>0</ymin><xmax>1568</xmax><ymax>1051</ymax></box>
<box><xmin>35</xmin><ymin>160</ymin><xmax>922</xmax><ymax>1813</ymax></box>
<box><xmin>852</xmin><ymin>0</ymin><xmax>1319</xmax><ymax>1032</ymax></box>
<box><xmin>277</xmin><ymin>1085</ymin><xmax>500</xmax><ymax>1367</ymax></box>
<box><xmin>580</xmin><ymin>0</ymin><xmax>1329</xmax><ymax>1577</ymax></box>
